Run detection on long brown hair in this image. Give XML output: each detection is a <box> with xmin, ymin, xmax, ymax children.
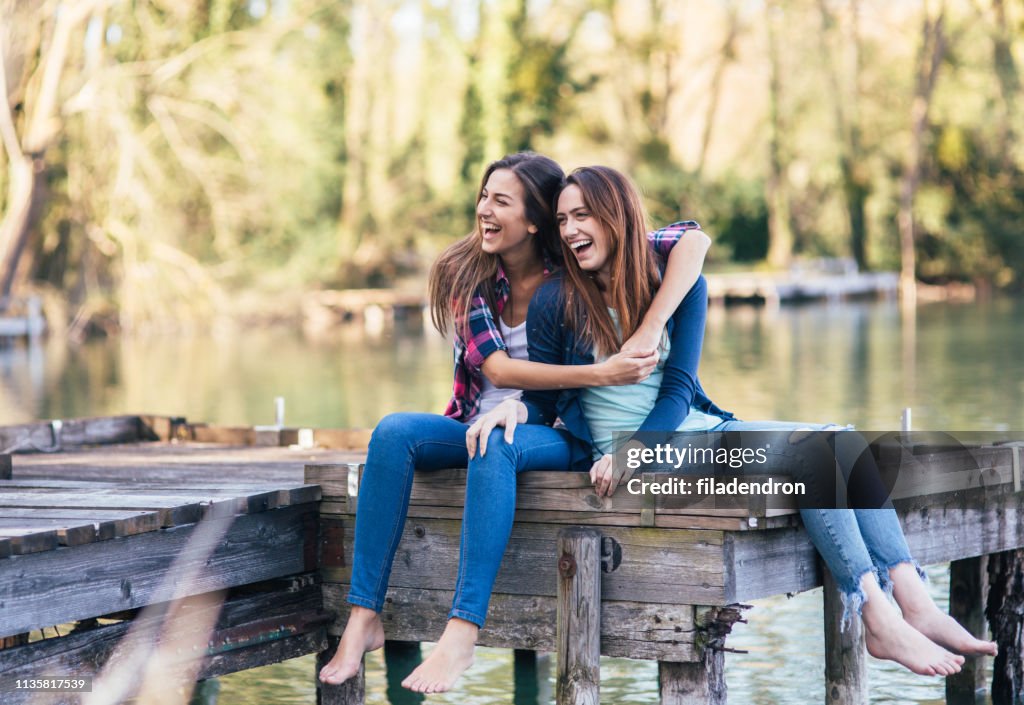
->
<box><xmin>560</xmin><ymin>166</ymin><xmax>661</xmax><ymax>357</ymax></box>
<box><xmin>429</xmin><ymin>152</ymin><xmax>564</xmax><ymax>337</ymax></box>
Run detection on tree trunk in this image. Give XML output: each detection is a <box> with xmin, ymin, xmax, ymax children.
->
<box><xmin>765</xmin><ymin>0</ymin><xmax>793</xmax><ymax>269</ymax></box>
<box><xmin>816</xmin><ymin>0</ymin><xmax>869</xmax><ymax>271</ymax></box>
<box><xmin>0</xmin><ymin>156</ymin><xmax>41</xmax><ymax>299</ymax></box>
<box><xmin>897</xmin><ymin>1</ymin><xmax>946</xmax><ymax>308</ymax></box>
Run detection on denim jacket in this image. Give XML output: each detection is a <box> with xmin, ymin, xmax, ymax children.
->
<box><xmin>521</xmin><ymin>273</ymin><xmax>733</xmax><ymax>471</ymax></box>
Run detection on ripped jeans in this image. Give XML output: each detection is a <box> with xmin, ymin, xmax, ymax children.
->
<box><xmin>707</xmin><ymin>419</ymin><xmax>923</xmax><ymax>628</ymax></box>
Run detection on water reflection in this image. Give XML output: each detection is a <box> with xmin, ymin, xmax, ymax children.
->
<box><xmin>2</xmin><ymin>298</ymin><xmax>1020</xmax><ymax>704</ymax></box>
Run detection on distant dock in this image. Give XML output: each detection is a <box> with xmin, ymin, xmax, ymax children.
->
<box><xmin>302</xmin><ymin>262</ymin><xmax>900</xmax><ymax>333</ymax></box>
<box><xmin>0</xmin><ymin>296</ymin><xmax>45</xmax><ymax>340</ymax></box>
<box><xmin>706</xmin><ymin>259</ymin><xmax>899</xmax><ymax>306</ymax></box>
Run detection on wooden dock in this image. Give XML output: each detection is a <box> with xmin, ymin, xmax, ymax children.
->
<box><xmin>0</xmin><ymin>296</ymin><xmax>45</xmax><ymax>340</ymax></box>
<box><xmin>1</xmin><ymin>416</ymin><xmax>1022</xmax><ymax>704</ymax></box>
<box><xmin>300</xmin><ymin>264</ymin><xmax>900</xmax><ymax>335</ymax></box>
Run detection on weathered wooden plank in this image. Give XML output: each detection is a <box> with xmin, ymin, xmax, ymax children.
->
<box><xmin>0</xmin><ymin>508</ymin><xmax>161</xmax><ymax>539</ymax></box>
<box><xmin>986</xmin><ymin>549</ymin><xmax>1024</xmax><ymax>703</ymax></box>
<box><xmin>0</xmin><ymin>503</ymin><xmax>318</xmax><ymax>638</ymax></box>
<box><xmin>311</xmin><ymin>464</ymin><xmax>780</xmax><ymax>529</ymax></box>
<box><xmin>0</xmin><ymin>416</ymin><xmax>143</xmax><ymax>453</ymax></box>
<box><xmin>901</xmin><ymin>489</ymin><xmax>1024</xmax><ymax>565</ymax></box>
<box><xmin>659</xmin><ymin>656</ymin><xmax>726</xmax><ymax>705</ymax></box>
<box><xmin>0</xmin><ymin>577</ymin><xmax>328</xmax><ymax>702</ymax></box>
<box><xmin>321</xmin><ymin>584</ymin><xmax>698</xmax><ymax>661</ymax></box>
<box><xmin>822</xmin><ymin>565</ymin><xmax>867</xmax><ymax>705</ymax></box>
<box><xmin>0</xmin><ymin>492</ymin><xmax>205</xmax><ymax>529</ymax></box>
<box><xmin>317</xmin><ymin>637</ymin><xmax>365</xmax><ymax>705</ymax></box>
<box><xmin>0</xmin><ymin>526</ymin><xmax>60</xmax><ymax>554</ymax></box>
<box><xmin>726</xmin><ymin>526</ymin><xmax>820</xmax><ymax>602</ymax></box>
<box><xmin>137</xmin><ymin>415</ymin><xmax>184</xmax><ymax>442</ymax></box>
<box><xmin>318</xmin><ymin>500</ymin><xmax>796</xmax><ymax>532</ymax></box>
<box><xmin>729</xmin><ymin>488</ymin><xmax>1024</xmax><ymax>601</ymax></box>
<box><xmin>307</xmin><ymin>429</ymin><xmax>373</xmax><ymax>451</ymax></box>
<box><xmin>322</xmin><ymin>516</ymin><xmax>727</xmax><ymax>605</ymax></box>
<box><xmin>555</xmin><ymin>528</ymin><xmax>601</xmax><ymax>705</ymax></box>
<box><xmin>946</xmin><ymin>556</ymin><xmax>989</xmax><ymax>705</ymax></box>
<box><xmin>0</xmin><ymin>518</ymin><xmax>98</xmax><ymax>546</ymax></box>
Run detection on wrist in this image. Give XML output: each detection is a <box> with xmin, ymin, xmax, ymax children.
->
<box><xmin>640</xmin><ymin>311</ymin><xmax>669</xmax><ymax>332</ymax></box>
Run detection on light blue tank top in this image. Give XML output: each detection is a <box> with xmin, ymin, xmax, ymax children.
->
<box><xmin>579</xmin><ymin>311</ymin><xmax>723</xmax><ymax>458</ymax></box>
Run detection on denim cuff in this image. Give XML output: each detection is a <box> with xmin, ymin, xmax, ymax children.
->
<box><xmin>347</xmin><ymin>592</ymin><xmax>383</xmax><ymax>613</ymax></box>
<box><xmin>448</xmin><ymin>607</ymin><xmax>486</xmax><ymax>629</ymax></box>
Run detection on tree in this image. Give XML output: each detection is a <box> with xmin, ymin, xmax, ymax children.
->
<box><xmin>0</xmin><ymin>0</ymin><xmax>110</xmax><ymax>301</ymax></box>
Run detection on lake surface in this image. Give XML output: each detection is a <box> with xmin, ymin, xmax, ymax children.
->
<box><xmin>2</xmin><ymin>297</ymin><xmax>1021</xmax><ymax>704</ymax></box>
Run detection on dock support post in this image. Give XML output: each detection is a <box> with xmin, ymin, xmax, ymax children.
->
<box><xmin>658</xmin><ymin>653</ymin><xmax>725</xmax><ymax>705</ymax></box>
<box><xmin>316</xmin><ymin>635</ymin><xmax>365</xmax><ymax>705</ymax></box>
<box><xmin>986</xmin><ymin>549</ymin><xmax>1024</xmax><ymax>703</ymax></box>
<box><xmin>514</xmin><ymin>649</ymin><xmax>550</xmax><ymax>705</ymax></box>
<box><xmin>947</xmin><ymin>556</ymin><xmax>989</xmax><ymax>704</ymax></box>
<box><xmin>383</xmin><ymin>640</ymin><xmax>423</xmax><ymax>704</ymax></box>
<box><xmin>822</xmin><ymin>566</ymin><xmax>867</xmax><ymax>705</ymax></box>
<box><xmin>555</xmin><ymin>528</ymin><xmax>601</xmax><ymax>705</ymax></box>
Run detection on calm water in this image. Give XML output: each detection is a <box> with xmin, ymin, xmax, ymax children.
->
<box><xmin>2</xmin><ymin>297</ymin><xmax>1022</xmax><ymax>704</ymax></box>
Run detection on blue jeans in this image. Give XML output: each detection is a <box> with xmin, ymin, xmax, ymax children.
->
<box><xmin>708</xmin><ymin>419</ymin><xmax>921</xmax><ymax>628</ymax></box>
<box><xmin>347</xmin><ymin>413</ymin><xmax>574</xmax><ymax>627</ymax></box>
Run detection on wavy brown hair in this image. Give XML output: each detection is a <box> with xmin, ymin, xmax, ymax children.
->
<box><xmin>560</xmin><ymin>166</ymin><xmax>661</xmax><ymax>357</ymax></box>
<box><xmin>429</xmin><ymin>153</ymin><xmax>564</xmax><ymax>338</ymax></box>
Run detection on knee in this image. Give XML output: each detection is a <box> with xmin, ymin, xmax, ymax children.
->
<box><xmin>369</xmin><ymin>412</ymin><xmax>420</xmax><ymax>451</ymax></box>
<box><xmin>469</xmin><ymin>429</ymin><xmax>518</xmax><ymax>470</ymax></box>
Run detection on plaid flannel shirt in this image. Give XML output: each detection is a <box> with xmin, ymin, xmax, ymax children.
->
<box><xmin>443</xmin><ymin>220</ymin><xmax>701</xmax><ymax>421</ymax></box>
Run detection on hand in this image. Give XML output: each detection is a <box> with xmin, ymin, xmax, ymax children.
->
<box><xmin>466</xmin><ymin>398</ymin><xmax>526</xmax><ymax>457</ymax></box>
<box><xmin>620</xmin><ymin>322</ymin><xmax>663</xmax><ymax>356</ymax></box>
<box><xmin>589</xmin><ymin>453</ymin><xmax>628</xmax><ymax>497</ymax></box>
<box><xmin>598</xmin><ymin>349</ymin><xmax>658</xmax><ymax>386</ymax></box>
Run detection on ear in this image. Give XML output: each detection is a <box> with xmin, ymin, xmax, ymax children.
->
<box><xmin>528</xmin><ymin>224</ymin><xmax>538</xmax><ymax>234</ymax></box>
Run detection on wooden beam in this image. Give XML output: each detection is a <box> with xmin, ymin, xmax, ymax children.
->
<box><xmin>555</xmin><ymin>528</ymin><xmax>601</xmax><ymax>705</ymax></box>
<box><xmin>321</xmin><ymin>515</ymin><xmax>726</xmax><ymax>606</ymax></box>
<box><xmin>0</xmin><ymin>503</ymin><xmax>318</xmax><ymax>638</ymax></box>
<box><xmin>317</xmin><ymin>636</ymin><xmax>365</xmax><ymax>705</ymax></box>
<box><xmin>0</xmin><ymin>416</ymin><xmax>143</xmax><ymax>451</ymax></box>
<box><xmin>321</xmin><ymin>584</ymin><xmax>698</xmax><ymax>662</ymax></box>
<box><xmin>986</xmin><ymin>549</ymin><xmax>1024</xmax><ymax>703</ymax></box>
<box><xmin>946</xmin><ymin>556</ymin><xmax>989</xmax><ymax>705</ymax></box>
<box><xmin>0</xmin><ymin>576</ymin><xmax>328</xmax><ymax>702</ymax></box>
<box><xmin>822</xmin><ymin>565</ymin><xmax>867</xmax><ymax>704</ymax></box>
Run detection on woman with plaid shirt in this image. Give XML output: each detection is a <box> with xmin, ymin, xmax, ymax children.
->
<box><xmin>319</xmin><ymin>152</ymin><xmax>711</xmax><ymax>691</ymax></box>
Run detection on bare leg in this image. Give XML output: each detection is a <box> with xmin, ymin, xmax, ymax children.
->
<box><xmin>889</xmin><ymin>562</ymin><xmax>998</xmax><ymax>656</ymax></box>
<box><xmin>859</xmin><ymin>571</ymin><xmax>965</xmax><ymax>676</ymax></box>
<box><xmin>318</xmin><ymin>606</ymin><xmax>386</xmax><ymax>685</ymax></box>
<box><xmin>401</xmin><ymin>618</ymin><xmax>478</xmax><ymax>693</ymax></box>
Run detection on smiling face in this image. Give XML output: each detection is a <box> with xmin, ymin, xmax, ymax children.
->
<box><xmin>557</xmin><ymin>184</ymin><xmax>614</xmax><ymax>281</ymax></box>
<box><xmin>476</xmin><ymin>168</ymin><xmax>537</xmax><ymax>258</ymax></box>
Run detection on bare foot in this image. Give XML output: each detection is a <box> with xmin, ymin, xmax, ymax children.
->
<box><xmin>902</xmin><ymin>607</ymin><xmax>998</xmax><ymax>657</ymax></box>
<box><xmin>319</xmin><ymin>607</ymin><xmax>385</xmax><ymax>685</ymax></box>
<box><xmin>858</xmin><ymin>571</ymin><xmax>964</xmax><ymax>676</ymax></box>
<box><xmin>888</xmin><ymin>563</ymin><xmax>998</xmax><ymax>657</ymax></box>
<box><xmin>863</xmin><ymin>614</ymin><xmax>965</xmax><ymax>676</ymax></box>
<box><xmin>401</xmin><ymin>618</ymin><xmax>478</xmax><ymax>693</ymax></box>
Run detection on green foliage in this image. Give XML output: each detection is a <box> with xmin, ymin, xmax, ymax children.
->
<box><xmin>4</xmin><ymin>0</ymin><xmax>1024</xmax><ymax>331</ymax></box>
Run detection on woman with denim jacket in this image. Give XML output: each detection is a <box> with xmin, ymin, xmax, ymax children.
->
<box><xmin>468</xmin><ymin>165</ymin><xmax>995</xmax><ymax>679</ymax></box>
<box><xmin>319</xmin><ymin>152</ymin><xmax>712</xmax><ymax>692</ymax></box>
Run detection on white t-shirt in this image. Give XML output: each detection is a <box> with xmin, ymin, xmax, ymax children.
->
<box><xmin>468</xmin><ymin>318</ymin><xmax>527</xmax><ymax>422</ymax></box>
